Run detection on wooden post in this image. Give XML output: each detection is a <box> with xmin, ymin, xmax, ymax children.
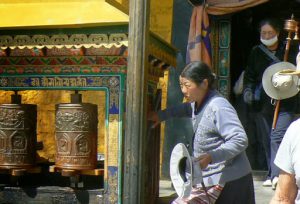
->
<box><xmin>123</xmin><ymin>0</ymin><xmax>150</xmax><ymax>203</ymax></box>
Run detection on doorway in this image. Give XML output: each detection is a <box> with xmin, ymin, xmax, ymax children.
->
<box><xmin>230</xmin><ymin>0</ymin><xmax>300</xmax><ymax>170</ymax></box>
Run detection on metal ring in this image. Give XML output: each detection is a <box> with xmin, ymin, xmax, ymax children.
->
<box><xmin>271</xmin><ymin>98</ymin><xmax>276</xmax><ymax>106</ymax></box>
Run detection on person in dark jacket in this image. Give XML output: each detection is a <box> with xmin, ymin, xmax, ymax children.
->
<box><xmin>243</xmin><ymin>18</ymin><xmax>298</xmax><ymax>189</ymax></box>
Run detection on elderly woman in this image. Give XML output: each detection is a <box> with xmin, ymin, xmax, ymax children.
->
<box><xmin>149</xmin><ymin>61</ymin><xmax>254</xmax><ymax>203</ymax></box>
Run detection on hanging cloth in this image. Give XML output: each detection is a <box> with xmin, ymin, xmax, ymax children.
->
<box><xmin>186</xmin><ymin>5</ymin><xmax>212</xmax><ymax>67</ymax></box>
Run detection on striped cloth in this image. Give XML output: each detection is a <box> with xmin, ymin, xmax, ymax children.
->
<box><xmin>172</xmin><ymin>185</ymin><xmax>223</xmax><ymax>204</ymax></box>
<box><xmin>186</xmin><ymin>5</ymin><xmax>212</xmax><ymax>67</ymax></box>
<box><xmin>205</xmin><ymin>0</ymin><xmax>269</xmax><ymax>16</ymax></box>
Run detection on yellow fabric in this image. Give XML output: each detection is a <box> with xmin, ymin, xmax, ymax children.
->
<box><xmin>0</xmin><ymin>0</ymin><xmax>128</xmax><ymax>28</ymax></box>
<box><xmin>206</xmin><ymin>0</ymin><xmax>269</xmax><ymax>15</ymax></box>
<box><xmin>150</xmin><ymin>0</ymin><xmax>174</xmax><ymax>43</ymax></box>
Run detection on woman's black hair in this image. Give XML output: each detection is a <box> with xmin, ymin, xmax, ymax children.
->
<box><xmin>180</xmin><ymin>61</ymin><xmax>216</xmax><ymax>89</ymax></box>
<box><xmin>259</xmin><ymin>18</ymin><xmax>281</xmax><ymax>33</ymax></box>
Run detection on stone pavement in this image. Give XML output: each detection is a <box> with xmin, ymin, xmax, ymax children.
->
<box><xmin>158</xmin><ymin>171</ymin><xmax>274</xmax><ymax>204</ymax></box>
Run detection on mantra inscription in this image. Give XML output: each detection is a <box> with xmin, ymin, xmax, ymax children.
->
<box><xmin>0</xmin><ymin>104</ymin><xmax>37</xmax><ymax>168</ymax></box>
<box><xmin>55</xmin><ymin>103</ymin><xmax>98</xmax><ymax>170</ymax></box>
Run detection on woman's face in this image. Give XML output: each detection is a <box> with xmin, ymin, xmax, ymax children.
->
<box><xmin>179</xmin><ymin>76</ymin><xmax>208</xmax><ymax>103</ymax></box>
<box><xmin>260</xmin><ymin>24</ymin><xmax>278</xmax><ymax>40</ymax></box>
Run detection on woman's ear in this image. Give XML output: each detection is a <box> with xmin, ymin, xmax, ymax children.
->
<box><xmin>201</xmin><ymin>79</ymin><xmax>209</xmax><ymax>89</ymax></box>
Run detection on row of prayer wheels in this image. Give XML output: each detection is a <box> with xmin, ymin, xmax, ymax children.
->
<box><xmin>0</xmin><ymin>91</ymin><xmax>98</xmax><ymax>171</ymax></box>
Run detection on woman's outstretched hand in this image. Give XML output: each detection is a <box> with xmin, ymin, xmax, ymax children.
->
<box><xmin>147</xmin><ymin>111</ymin><xmax>161</xmax><ymax>129</ymax></box>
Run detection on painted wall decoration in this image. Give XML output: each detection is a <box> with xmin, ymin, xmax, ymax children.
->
<box><xmin>218</xmin><ymin>78</ymin><xmax>228</xmax><ymax>98</ymax></box>
<box><xmin>0</xmin><ymin>31</ymin><xmax>176</xmax><ymax>203</ymax></box>
<box><xmin>219</xmin><ymin>20</ymin><xmax>231</xmax><ymax>48</ymax></box>
<box><xmin>213</xmin><ymin>18</ymin><xmax>231</xmax><ymax>98</ymax></box>
<box><xmin>218</xmin><ymin>49</ymin><xmax>230</xmax><ymax>77</ymax></box>
<box><xmin>0</xmin><ymin>50</ymin><xmax>125</xmax><ymax>203</ymax></box>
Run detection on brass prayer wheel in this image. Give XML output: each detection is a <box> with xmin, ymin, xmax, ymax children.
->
<box><xmin>284</xmin><ymin>15</ymin><xmax>299</xmax><ymax>40</ymax></box>
<box><xmin>0</xmin><ymin>94</ymin><xmax>37</xmax><ymax>168</ymax></box>
<box><xmin>55</xmin><ymin>92</ymin><xmax>98</xmax><ymax>170</ymax></box>
<box><xmin>284</xmin><ymin>17</ymin><xmax>298</xmax><ymax>32</ymax></box>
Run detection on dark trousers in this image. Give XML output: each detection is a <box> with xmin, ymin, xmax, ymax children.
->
<box><xmin>254</xmin><ymin>112</ymin><xmax>271</xmax><ymax>171</ymax></box>
<box><xmin>270</xmin><ymin>111</ymin><xmax>294</xmax><ymax>179</ymax></box>
<box><xmin>235</xmin><ymin>98</ymin><xmax>269</xmax><ymax>170</ymax></box>
<box><xmin>216</xmin><ymin>173</ymin><xmax>255</xmax><ymax>204</ymax></box>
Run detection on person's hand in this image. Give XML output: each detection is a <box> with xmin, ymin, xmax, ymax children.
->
<box><xmin>195</xmin><ymin>154</ymin><xmax>212</xmax><ymax>169</ymax></box>
<box><xmin>148</xmin><ymin>111</ymin><xmax>161</xmax><ymax>129</ymax></box>
<box><xmin>243</xmin><ymin>88</ymin><xmax>254</xmax><ymax>105</ymax></box>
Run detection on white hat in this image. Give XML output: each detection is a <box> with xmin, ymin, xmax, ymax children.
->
<box><xmin>170</xmin><ymin>143</ymin><xmax>202</xmax><ymax>198</ymax></box>
<box><xmin>262</xmin><ymin>62</ymin><xmax>299</xmax><ymax>100</ymax></box>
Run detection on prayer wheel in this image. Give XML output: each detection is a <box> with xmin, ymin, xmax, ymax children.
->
<box><xmin>55</xmin><ymin>92</ymin><xmax>98</xmax><ymax>170</ymax></box>
<box><xmin>0</xmin><ymin>93</ymin><xmax>37</xmax><ymax>168</ymax></box>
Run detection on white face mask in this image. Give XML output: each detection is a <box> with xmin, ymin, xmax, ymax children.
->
<box><xmin>260</xmin><ymin>35</ymin><xmax>278</xmax><ymax>47</ymax></box>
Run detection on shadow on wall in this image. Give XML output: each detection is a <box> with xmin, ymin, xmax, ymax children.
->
<box><xmin>161</xmin><ymin>53</ymin><xmax>194</xmax><ymax>179</ymax></box>
<box><xmin>160</xmin><ymin>0</ymin><xmax>194</xmax><ymax>179</ymax></box>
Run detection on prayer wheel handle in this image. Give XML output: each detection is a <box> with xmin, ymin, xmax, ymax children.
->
<box><xmin>272</xmin><ymin>15</ymin><xmax>298</xmax><ymax>130</ymax></box>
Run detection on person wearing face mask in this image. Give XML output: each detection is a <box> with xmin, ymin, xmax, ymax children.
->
<box><xmin>243</xmin><ymin>18</ymin><xmax>298</xmax><ymax>190</ymax></box>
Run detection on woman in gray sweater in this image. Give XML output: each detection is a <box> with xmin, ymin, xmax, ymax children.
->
<box><xmin>149</xmin><ymin>61</ymin><xmax>255</xmax><ymax>203</ymax></box>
